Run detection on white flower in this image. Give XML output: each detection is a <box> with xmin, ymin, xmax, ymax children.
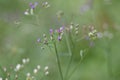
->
<box><xmin>27</xmin><ymin>73</ymin><xmax>31</xmax><ymax>77</ymax></box>
<box><xmin>24</xmin><ymin>9</ymin><xmax>29</xmax><ymax>15</ymax></box>
<box><xmin>22</xmin><ymin>58</ymin><xmax>26</xmax><ymax>64</ymax></box>
<box><xmin>5</xmin><ymin>78</ymin><xmax>8</xmax><ymax>80</ymax></box>
<box><xmin>44</xmin><ymin>66</ymin><xmax>49</xmax><ymax>71</ymax></box>
<box><xmin>70</xmin><ymin>25</ymin><xmax>73</xmax><ymax>30</ymax></box>
<box><xmin>37</xmin><ymin>65</ymin><xmax>41</xmax><ymax>70</ymax></box>
<box><xmin>26</xmin><ymin>58</ymin><xmax>30</xmax><ymax>63</ymax></box>
<box><xmin>88</xmin><ymin>32</ymin><xmax>93</xmax><ymax>36</ymax></box>
<box><xmin>45</xmin><ymin>71</ymin><xmax>49</xmax><ymax>75</ymax></box>
<box><xmin>0</xmin><ymin>77</ymin><xmax>2</xmax><ymax>80</ymax></box>
<box><xmin>33</xmin><ymin>69</ymin><xmax>38</xmax><ymax>74</ymax></box>
<box><xmin>14</xmin><ymin>64</ymin><xmax>21</xmax><ymax>72</ymax></box>
<box><xmin>3</xmin><ymin>67</ymin><xmax>7</xmax><ymax>72</ymax></box>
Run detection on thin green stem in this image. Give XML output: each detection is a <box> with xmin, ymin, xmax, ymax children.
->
<box><xmin>67</xmin><ymin>49</ymin><xmax>89</xmax><ymax>80</ymax></box>
<box><xmin>53</xmin><ymin>42</ymin><xmax>64</xmax><ymax>80</ymax></box>
<box><xmin>64</xmin><ymin>32</ymin><xmax>73</xmax><ymax>80</ymax></box>
<box><xmin>67</xmin><ymin>58</ymin><xmax>83</xmax><ymax>80</ymax></box>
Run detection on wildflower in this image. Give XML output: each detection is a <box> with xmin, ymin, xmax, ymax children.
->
<box><xmin>22</xmin><ymin>58</ymin><xmax>26</xmax><ymax>64</ymax></box>
<box><xmin>37</xmin><ymin>38</ymin><xmax>41</xmax><ymax>43</ymax></box>
<box><xmin>24</xmin><ymin>2</ymin><xmax>38</xmax><ymax>15</ymax></box>
<box><xmin>57</xmin><ymin>29</ymin><xmax>62</xmax><ymax>34</ymax></box>
<box><xmin>27</xmin><ymin>73</ymin><xmax>31</xmax><ymax>77</ymax></box>
<box><xmin>29</xmin><ymin>2</ymin><xmax>38</xmax><ymax>15</ymax></box>
<box><xmin>43</xmin><ymin>39</ymin><xmax>48</xmax><ymax>45</ymax></box>
<box><xmin>26</xmin><ymin>76</ymin><xmax>32</xmax><ymax>80</ymax></box>
<box><xmin>37</xmin><ymin>65</ymin><xmax>41</xmax><ymax>70</ymax></box>
<box><xmin>88</xmin><ymin>26</ymin><xmax>98</xmax><ymax>40</ymax></box>
<box><xmin>75</xmin><ymin>24</ymin><xmax>79</xmax><ymax>27</ymax></box>
<box><xmin>45</xmin><ymin>71</ymin><xmax>49</xmax><ymax>75</ymax></box>
<box><xmin>33</xmin><ymin>69</ymin><xmax>38</xmax><ymax>74</ymax></box>
<box><xmin>49</xmin><ymin>29</ymin><xmax>54</xmax><ymax>35</ymax></box>
<box><xmin>42</xmin><ymin>2</ymin><xmax>50</xmax><ymax>8</ymax></box>
<box><xmin>60</xmin><ymin>26</ymin><xmax>65</xmax><ymax>31</ymax></box>
<box><xmin>0</xmin><ymin>77</ymin><xmax>2</xmax><ymax>80</ymax></box>
<box><xmin>32</xmin><ymin>76</ymin><xmax>35</xmax><ymax>79</ymax></box>
<box><xmin>70</xmin><ymin>25</ymin><xmax>73</xmax><ymax>30</ymax></box>
<box><xmin>75</xmin><ymin>31</ymin><xmax>79</xmax><ymax>35</ymax></box>
<box><xmin>24</xmin><ymin>9</ymin><xmax>29</xmax><ymax>15</ymax></box>
<box><xmin>3</xmin><ymin>67</ymin><xmax>7</xmax><ymax>72</ymax></box>
<box><xmin>58</xmin><ymin>36</ymin><xmax>62</xmax><ymax>41</ymax></box>
<box><xmin>5</xmin><ymin>78</ymin><xmax>8</xmax><ymax>80</ymax></box>
<box><xmin>15</xmin><ymin>75</ymin><xmax>18</xmax><ymax>79</ymax></box>
<box><xmin>14</xmin><ymin>64</ymin><xmax>21</xmax><ymax>72</ymax></box>
<box><xmin>43</xmin><ymin>34</ymin><xmax>46</xmax><ymax>38</ymax></box>
<box><xmin>26</xmin><ymin>58</ymin><xmax>30</xmax><ymax>63</ymax></box>
<box><xmin>75</xmin><ymin>26</ymin><xmax>79</xmax><ymax>35</ymax></box>
<box><xmin>29</xmin><ymin>2</ymin><xmax>38</xmax><ymax>9</ymax></box>
<box><xmin>44</xmin><ymin>66</ymin><xmax>49</xmax><ymax>71</ymax></box>
<box><xmin>57</xmin><ymin>26</ymin><xmax>64</xmax><ymax>35</ymax></box>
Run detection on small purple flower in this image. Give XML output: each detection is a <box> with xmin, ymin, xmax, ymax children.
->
<box><xmin>29</xmin><ymin>3</ymin><xmax>34</xmax><ymax>9</ymax></box>
<box><xmin>37</xmin><ymin>38</ymin><xmax>41</xmax><ymax>43</ymax></box>
<box><xmin>57</xmin><ymin>29</ymin><xmax>61</xmax><ymax>34</ymax></box>
<box><xmin>49</xmin><ymin>29</ymin><xmax>53</xmax><ymax>35</ymax></box>
<box><xmin>58</xmin><ymin>36</ymin><xmax>62</xmax><ymax>41</ymax></box>
<box><xmin>57</xmin><ymin>26</ymin><xmax>65</xmax><ymax>34</ymax></box>
<box><xmin>29</xmin><ymin>2</ymin><xmax>38</xmax><ymax>9</ymax></box>
<box><xmin>60</xmin><ymin>26</ymin><xmax>65</xmax><ymax>31</ymax></box>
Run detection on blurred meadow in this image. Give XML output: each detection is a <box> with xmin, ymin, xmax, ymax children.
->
<box><xmin>0</xmin><ymin>0</ymin><xmax>120</xmax><ymax>80</ymax></box>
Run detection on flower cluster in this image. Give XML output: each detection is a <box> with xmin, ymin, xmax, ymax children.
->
<box><xmin>37</xmin><ymin>26</ymin><xmax>66</xmax><ymax>49</ymax></box>
<box><xmin>42</xmin><ymin>2</ymin><xmax>50</xmax><ymax>8</ymax></box>
<box><xmin>0</xmin><ymin>58</ymin><xmax>49</xmax><ymax>80</ymax></box>
<box><xmin>14</xmin><ymin>58</ymin><xmax>30</xmax><ymax>72</ymax></box>
<box><xmin>37</xmin><ymin>23</ymin><xmax>105</xmax><ymax>49</ymax></box>
<box><xmin>24</xmin><ymin>1</ymin><xmax>50</xmax><ymax>15</ymax></box>
<box><xmin>26</xmin><ymin>65</ymin><xmax>49</xmax><ymax>80</ymax></box>
<box><xmin>0</xmin><ymin>58</ymin><xmax>30</xmax><ymax>80</ymax></box>
<box><xmin>24</xmin><ymin>2</ymin><xmax>38</xmax><ymax>15</ymax></box>
<box><xmin>88</xmin><ymin>26</ymin><xmax>98</xmax><ymax>40</ymax></box>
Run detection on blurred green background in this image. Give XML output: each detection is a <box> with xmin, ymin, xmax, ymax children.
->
<box><xmin>0</xmin><ymin>0</ymin><xmax>120</xmax><ymax>80</ymax></box>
